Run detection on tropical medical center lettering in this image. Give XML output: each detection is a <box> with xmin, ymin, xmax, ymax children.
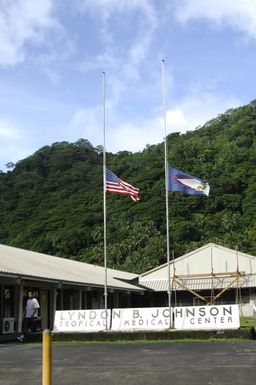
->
<box><xmin>174</xmin><ymin>305</ymin><xmax>240</xmax><ymax>330</ymax></box>
<box><xmin>53</xmin><ymin>305</ymin><xmax>240</xmax><ymax>332</ymax></box>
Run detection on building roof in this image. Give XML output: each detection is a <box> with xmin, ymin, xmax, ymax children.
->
<box><xmin>139</xmin><ymin>243</ymin><xmax>256</xmax><ymax>291</ymax></box>
<box><xmin>0</xmin><ymin>244</ymin><xmax>143</xmax><ymax>292</ymax></box>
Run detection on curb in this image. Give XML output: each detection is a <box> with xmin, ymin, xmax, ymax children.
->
<box><xmin>18</xmin><ymin>327</ymin><xmax>256</xmax><ymax>343</ymax></box>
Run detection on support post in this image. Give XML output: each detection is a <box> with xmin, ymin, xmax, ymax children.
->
<box><xmin>18</xmin><ymin>280</ymin><xmax>24</xmax><ymax>333</ymax></box>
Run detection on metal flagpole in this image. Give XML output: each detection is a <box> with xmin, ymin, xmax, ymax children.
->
<box><xmin>211</xmin><ymin>245</ymin><xmax>214</xmax><ymax>304</ymax></box>
<box><xmin>102</xmin><ymin>72</ymin><xmax>108</xmax><ymax>330</ymax></box>
<box><xmin>162</xmin><ymin>59</ymin><xmax>172</xmax><ymax>328</ymax></box>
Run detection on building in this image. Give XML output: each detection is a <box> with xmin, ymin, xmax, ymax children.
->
<box><xmin>139</xmin><ymin>243</ymin><xmax>256</xmax><ymax>316</ymax></box>
<box><xmin>0</xmin><ymin>244</ymin><xmax>144</xmax><ymax>336</ymax></box>
<box><xmin>1</xmin><ymin>242</ymin><xmax>256</xmax><ymax>337</ymax></box>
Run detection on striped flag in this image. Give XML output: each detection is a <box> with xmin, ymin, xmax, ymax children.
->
<box><xmin>106</xmin><ymin>169</ymin><xmax>140</xmax><ymax>201</ymax></box>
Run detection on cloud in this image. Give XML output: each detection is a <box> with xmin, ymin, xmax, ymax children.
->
<box><xmin>0</xmin><ymin>88</ymin><xmax>241</xmax><ymax>170</ymax></box>
<box><xmin>76</xmin><ymin>0</ymin><xmax>158</xmax><ymax>103</ymax></box>
<box><xmin>0</xmin><ymin>119</ymin><xmax>30</xmax><ymax>169</ymax></box>
<box><xmin>0</xmin><ymin>119</ymin><xmax>21</xmax><ymax>139</ymax></box>
<box><xmin>0</xmin><ymin>0</ymin><xmax>60</xmax><ymax>67</ymax></box>
<box><xmin>166</xmin><ymin>91</ymin><xmax>240</xmax><ymax>133</ymax></box>
<box><xmin>76</xmin><ymin>0</ymin><xmax>156</xmax><ymax>23</ymax></box>
<box><xmin>174</xmin><ymin>0</ymin><xmax>256</xmax><ymax>39</ymax></box>
<box><xmin>63</xmin><ymin>81</ymin><xmax>241</xmax><ymax>155</ymax></box>
<box><xmin>107</xmin><ymin>117</ymin><xmax>163</xmax><ymax>153</ymax></box>
<box><xmin>106</xmin><ymin>89</ymin><xmax>241</xmax><ymax>153</ymax></box>
<box><xmin>69</xmin><ymin>107</ymin><xmax>101</xmax><ymax>141</ymax></box>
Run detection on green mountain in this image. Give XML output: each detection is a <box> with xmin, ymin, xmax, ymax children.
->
<box><xmin>1</xmin><ymin>101</ymin><xmax>256</xmax><ymax>273</ymax></box>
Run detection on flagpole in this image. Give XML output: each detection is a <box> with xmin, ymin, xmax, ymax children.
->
<box><xmin>102</xmin><ymin>71</ymin><xmax>108</xmax><ymax>330</ymax></box>
<box><xmin>162</xmin><ymin>59</ymin><xmax>172</xmax><ymax>328</ymax></box>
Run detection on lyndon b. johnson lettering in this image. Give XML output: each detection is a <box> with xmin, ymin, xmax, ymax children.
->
<box><xmin>53</xmin><ymin>309</ymin><xmax>111</xmax><ymax>332</ymax></box>
<box><xmin>111</xmin><ymin>307</ymin><xmax>170</xmax><ymax>330</ymax></box>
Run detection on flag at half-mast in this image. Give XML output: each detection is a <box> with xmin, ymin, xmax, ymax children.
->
<box><xmin>168</xmin><ymin>166</ymin><xmax>210</xmax><ymax>196</ymax></box>
<box><xmin>106</xmin><ymin>169</ymin><xmax>141</xmax><ymax>201</ymax></box>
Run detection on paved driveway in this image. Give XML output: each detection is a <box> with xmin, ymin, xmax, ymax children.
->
<box><xmin>0</xmin><ymin>341</ymin><xmax>256</xmax><ymax>385</ymax></box>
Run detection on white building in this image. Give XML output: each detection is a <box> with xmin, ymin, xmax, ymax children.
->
<box><xmin>139</xmin><ymin>243</ymin><xmax>256</xmax><ymax>316</ymax></box>
<box><xmin>0</xmin><ymin>244</ymin><xmax>144</xmax><ymax>336</ymax></box>
<box><xmin>1</xmin><ymin>242</ymin><xmax>256</xmax><ymax>337</ymax></box>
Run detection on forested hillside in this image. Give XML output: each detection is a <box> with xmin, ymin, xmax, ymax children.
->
<box><xmin>0</xmin><ymin>100</ymin><xmax>256</xmax><ymax>273</ymax></box>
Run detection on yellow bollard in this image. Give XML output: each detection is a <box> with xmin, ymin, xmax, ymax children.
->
<box><xmin>42</xmin><ymin>329</ymin><xmax>52</xmax><ymax>385</ymax></box>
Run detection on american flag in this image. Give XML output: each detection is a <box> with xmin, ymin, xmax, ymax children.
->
<box><xmin>106</xmin><ymin>169</ymin><xmax>140</xmax><ymax>201</ymax></box>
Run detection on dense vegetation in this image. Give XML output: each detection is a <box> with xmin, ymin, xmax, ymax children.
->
<box><xmin>1</xmin><ymin>101</ymin><xmax>256</xmax><ymax>273</ymax></box>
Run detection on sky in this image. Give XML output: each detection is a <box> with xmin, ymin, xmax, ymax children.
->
<box><xmin>0</xmin><ymin>0</ymin><xmax>256</xmax><ymax>170</ymax></box>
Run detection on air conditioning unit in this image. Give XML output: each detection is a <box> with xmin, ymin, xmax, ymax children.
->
<box><xmin>2</xmin><ymin>318</ymin><xmax>15</xmax><ymax>334</ymax></box>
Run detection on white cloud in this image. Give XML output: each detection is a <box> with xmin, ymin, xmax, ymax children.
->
<box><xmin>0</xmin><ymin>119</ymin><xmax>20</xmax><ymax>139</ymax></box>
<box><xmin>76</xmin><ymin>0</ymin><xmax>156</xmax><ymax>22</ymax></box>
<box><xmin>64</xmin><ymin>83</ymin><xmax>241</xmax><ymax>154</ymax></box>
<box><xmin>0</xmin><ymin>119</ymin><xmax>31</xmax><ymax>169</ymax></box>
<box><xmin>166</xmin><ymin>92</ymin><xmax>240</xmax><ymax>133</ymax></box>
<box><xmin>108</xmin><ymin>117</ymin><xmax>163</xmax><ymax>153</ymax></box>
<box><xmin>0</xmin><ymin>0</ymin><xmax>59</xmax><ymax>66</ymax></box>
<box><xmin>70</xmin><ymin>107</ymin><xmax>101</xmax><ymax>130</ymax></box>
<box><xmin>68</xmin><ymin>106</ymin><xmax>102</xmax><ymax>146</ymax></box>
<box><xmin>76</xmin><ymin>0</ymin><xmax>158</xmax><ymax>104</ymax></box>
<box><xmin>174</xmin><ymin>0</ymin><xmax>256</xmax><ymax>39</ymax></box>
<box><xmin>106</xmin><ymin>90</ymin><xmax>241</xmax><ymax>153</ymax></box>
<box><xmin>0</xmin><ymin>89</ymin><xmax>242</xmax><ymax>170</ymax></box>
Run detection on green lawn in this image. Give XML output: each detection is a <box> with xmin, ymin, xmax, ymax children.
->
<box><xmin>240</xmin><ymin>316</ymin><xmax>256</xmax><ymax>328</ymax></box>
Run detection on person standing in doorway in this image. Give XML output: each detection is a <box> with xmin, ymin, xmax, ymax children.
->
<box><xmin>24</xmin><ymin>290</ymin><xmax>40</xmax><ymax>332</ymax></box>
<box><xmin>17</xmin><ymin>290</ymin><xmax>40</xmax><ymax>342</ymax></box>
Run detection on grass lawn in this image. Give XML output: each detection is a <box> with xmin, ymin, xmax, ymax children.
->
<box><xmin>240</xmin><ymin>316</ymin><xmax>256</xmax><ymax>328</ymax></box>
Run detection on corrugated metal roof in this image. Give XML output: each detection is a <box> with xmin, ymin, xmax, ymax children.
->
<box><xmin>0</xmin><ymin>244</ymin><xmax>143</xmax><ymax>292</ymax></box>
<box><xmin>140</xmin><ymin>243</ymin><xmax>256</xmax><ymax>279</ymax></box>
<box><xmin>140</xmin><ymin>274</ymin><xmax>256</xmax><ymax>291</ymax></box>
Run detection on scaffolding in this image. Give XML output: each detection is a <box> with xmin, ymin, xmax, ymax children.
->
<box><xmin>171</xmin><ymin>248</ymin><xmax>245</xmax><ymax>306</ymax></box>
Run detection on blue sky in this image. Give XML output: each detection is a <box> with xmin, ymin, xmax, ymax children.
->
<box><xmin>1</xmin><ymin>0</ymin><xmax>256</xmax><ymax>170</ymax></box>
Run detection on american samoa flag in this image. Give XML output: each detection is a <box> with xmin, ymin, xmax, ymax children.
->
<box><xmin>168</xmin><ymin>166</ymin><xmax>210</xmax><ymax>196</ymax></box>
<box><xmin>106</xmin><ymin>169</ymin><xmax>141</xmax><ymax>201</ymax></box>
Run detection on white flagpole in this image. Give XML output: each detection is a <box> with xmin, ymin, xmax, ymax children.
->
<box><xmin>102</xmin><ymin>71</ymin><xmax>108</xmax><ymax>329</ymax></box>
<box><xmin>162</xmin><ymin>59</ymin><xmax>172</xmax><ymax>328</ymax></box>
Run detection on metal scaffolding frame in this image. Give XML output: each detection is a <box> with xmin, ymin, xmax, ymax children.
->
<box><xmin>171</xmin><ymin>248</ymin><xmax>245</xmax><ymax>306</ymax></box>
